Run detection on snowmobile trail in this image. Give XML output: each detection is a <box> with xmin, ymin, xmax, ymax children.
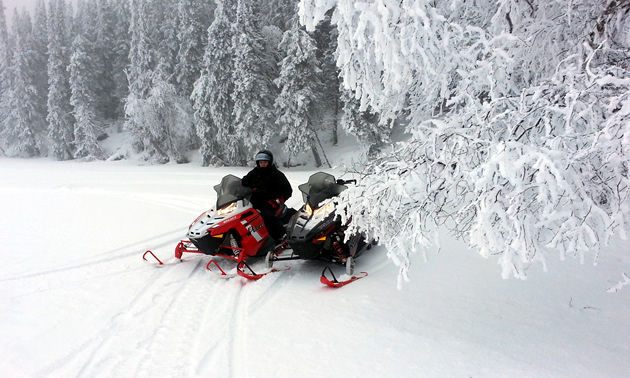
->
<box><xmin>0</xmin><ymin>228</ymin><xmax>185</xmax><ymax>284</ymax></box>
<box><xmin>134</xmin><ymin>263</ymin><xmax>223</xmax><ymax>377</ymax></box>
<box><xmin>194</xmin><ymin>278</ymin><xmax>253</xmax><ymax>376</ymax></box>
<box><xmin>44</xmin><ymin>254</ymin><xmax>288</xmax><ymax>377</ymax></box>
<box><xmin>45</xmin><ymin>258</ymin><xmax>206</xmax><ymax>377</ymax></box>
<box><xmin>193</xmin><ymin>267</ymin><xmax>293</xmax><ymax>376</ymax></box>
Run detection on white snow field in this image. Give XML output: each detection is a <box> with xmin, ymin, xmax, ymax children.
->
<box><xmin>1</xmin><ymin>158</ymin><xmax>629</xmax><ymax>377</ymax></box>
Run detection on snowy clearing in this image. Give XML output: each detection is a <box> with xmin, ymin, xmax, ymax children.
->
<box><xmin>1</xmin><ymin>158</ymin><xmax>629</xmax><ymax>377</ymax></box>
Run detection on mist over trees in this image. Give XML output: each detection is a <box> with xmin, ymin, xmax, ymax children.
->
<box><xmin>0</xmin><ymin>0</ymin><xmax>628</xmax><ymax>279</ymax></box>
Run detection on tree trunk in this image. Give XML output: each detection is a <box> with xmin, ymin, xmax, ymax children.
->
<box><xmin>332</xmin><ymin>97</ymin><xmax>339</xmax><ymax>146</ymax></box>
<box><xmin>311</xmin><ymin>143</ymin><xmax>322</xmax><ymax>167</ymax></box>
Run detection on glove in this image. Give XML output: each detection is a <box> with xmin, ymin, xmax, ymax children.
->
<box><xmin>268</xmin><ymin>197</ymin><xmax>284</xmax><ymax>209</ymax></box>
<box><xmin>268</xmin><ymin>198</ymin><xmax>285</xmax><ymax>216</ymax></box>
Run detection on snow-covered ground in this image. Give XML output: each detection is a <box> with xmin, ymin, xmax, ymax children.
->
<box><xmin>1</xmin><ymin>157</ymin><xmax>629</xmax><ymax>377</ymax></box>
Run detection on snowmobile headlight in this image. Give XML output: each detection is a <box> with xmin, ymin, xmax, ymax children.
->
<box><xmin>306</xmin><ymin>202</ymin><xmax>334</xmax><ymax>217</ymax></box>
<box><xmin>314</xmin><ymin>202</ymin><xmax>334</xmax><ymax>216</ymax></box>
<box><xmin>218</xmin><ymin>202</ymin><xmax>237</xmax><ymax>215</ymax></box>
<box><xmin>322</xmin><ymin>202</ymin><xmax>334</xmax><ymax>214</ymax></box>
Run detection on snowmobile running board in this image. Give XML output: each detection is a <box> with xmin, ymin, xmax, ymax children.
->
<box><xmin>320</xmin><ymin>266</ymin><xmax>368</xmax><ymax>287</ymax></box>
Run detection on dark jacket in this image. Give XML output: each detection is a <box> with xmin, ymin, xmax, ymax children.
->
<box><xmin>242</xmin><ymin>164</ymin><xmax>292</xmax><ymax>209</ymax></box>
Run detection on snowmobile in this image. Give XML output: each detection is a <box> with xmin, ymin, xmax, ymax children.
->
<box><xmin>265</xmin><ymin>172</ymin><xmax>373</xmax><ymax>287</ymax></box>
<box><xmin>143</xmin><ymin>174</ymin><xmax>292</xmax><ymax>279</ymax></box>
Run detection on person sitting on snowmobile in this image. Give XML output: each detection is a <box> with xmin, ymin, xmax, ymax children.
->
<box><xmin>241</xmin><ymin>150</ymin><xmax>292</xmax><ymax>245</ymax></box>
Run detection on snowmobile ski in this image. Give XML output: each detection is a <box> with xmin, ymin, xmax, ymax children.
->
<box><xmin>320</xmin><ymin>266</ymin><xmax>368</xmax><ymax>287</ymax></box>
<box><xmin>206</xmin><ymin>259</ymin><xmax>238</xmax><ymax>278</ymax></box>
<box><xmin>143</xmin><ymin>250</ymin><xmax>182</xmax><ymax>267</ymax></box>
<box><xmin>236</xmin><ymin>260</ymin><xmax>291</xmax><ymax>280</ymax></box>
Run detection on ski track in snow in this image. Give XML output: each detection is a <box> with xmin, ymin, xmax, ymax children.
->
<box><xmin>46</xmin><ymin>259</ymin><xmax>208</xmax><ymax>377</ymax></box>
<box><xmin>41</xmin><ymin>254</ymin><xmax>295</xmax><ymax>377</ymax></box>
<box><xmin>0</xmin><ymin>229</ymin><xmax>185</xmax><ymax>284</ymax></box>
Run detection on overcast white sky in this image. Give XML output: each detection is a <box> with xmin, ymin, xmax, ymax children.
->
<box><xmin>3</xmin><ymin>0</ymin><xmax>39</xmax><ymax>27</ymax></box>
<box><xmin>3</xmin><ymin>0</ymin><xmax>79</xmax><ymax>27</ymax></box>
<box><xmin>4</xmin><ymin>0</ymin><xmax>37</xmax><ymax>15</ymax></box>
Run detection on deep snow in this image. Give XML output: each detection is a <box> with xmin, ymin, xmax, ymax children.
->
<box><xmin>1</xmin><ymin>157</ymin><xmax>629</xmax><ymax>377</ymax></box>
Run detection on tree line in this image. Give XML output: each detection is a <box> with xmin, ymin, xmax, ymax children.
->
<box><xmin>0</xmin><ymin>0</ymin><xmax>379</xmax><ymax>165</ymax></box>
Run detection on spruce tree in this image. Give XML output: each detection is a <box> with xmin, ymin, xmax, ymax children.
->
<box><xmin>31</xmin><ymin>0</ymin><xmax>49</xmax><ymax>130</ymax></box>
<box><xmin>111</xmin><ymin>0</ymin><xmax>131</xmax><ymax>118</ymax></box>
<box><xmin>0</xmin><ymin>0</ymin><xmax>10</xmax><ymax>155</ymax></box>
<box><xmin>93</xmin><ymin>0</ymin><xmax>119</xmax><ymax>119</ymax></box>
<box><xmin>311</xmin><ymin>10</ymin><xmax>340</xmax><ymax>145</ymax></box>
<box><xmin>231</xmin><ymin>0</ymin><xmax>275</xmax><ymax>161</ymax></box>
<box><xmin>274</xmin><ymin>22</ymin><xmax>324</xmax><ymax>166</ymax></box>
<box><xmin>192</xmin><ymin>0</ymin><xmax>235</xmax><ymax>166</ymax></box>
<box><xmin>259</xmin><ymin>0</ymin><xmax>297</xmax><ymax>32</ymax></box>
<box><xmin>175</xmin><ymin>0</ymin><xmax>214</xmax><ymax>96</ymax></box>
<box><xmin>69</xmin><ymin>32</ymin><xmax>105</xmax><ymax>160</ymax></box>
<box><xmin>4</xmin><ymin>10</ymin><xmax>48</xmax><ymax>157</ymax></box>
<box><xmin>47</xmin><ymin>0</ymin><xmax>75</xmax><ymax>160</ymax></box>
<box><xmin>340</xmin><ymin>88</ymin><xmax>387</xmax><ymax>156</ymax></box>
<box><xmin>125</xmin><ymin>0</ymin><xmax>154</xmax><ymax>153</ymax></box>
<box><xmin>126</xmin><ymin>0</ymin><xmax>191</xmax><ymax>163</ymax></box>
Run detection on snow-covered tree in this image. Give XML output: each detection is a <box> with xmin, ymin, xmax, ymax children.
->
<box><xmin>260</xmin><ymin>0</ymin><xmax>297</xmax><ymax>32</ymax></box>
<box><xmin>340</xmin><ymin>87</ymin><xmax>388</xmax><ymax>156</ymax></box>
<box><xmin>274</xmin><ymin>22</ymin><xmax>324</xmax><ymax>166</ymax></box>
<box><xmin>0</xmin><ymin>0</ymin><xmax>10</xmax><ymax>155</ymax></box>
<box><xmin>110</xmin><ymin>0</ymin><xmax>131</xmax><ymax>118</ymax></box>
<box><xmin>128</xmin><ymin>68</ymin><xmax>191</xmax><ymax>164</ymax></box>
<box><xmin>191</xmin><ymin>0</ymin><xmax>235</xmax><ymax>166</ymax></box>
<box><xmin>92</xmin><ymin>0</ymin><xmax>120</xmax><ymax>119</ymax></box>
<box><xmin>30</xmin><ymin>0</ymin><xmax>49</xmax><ymax>128</ymax></box>
<box><xmin>310</xmin><ymin>9</ymin><xmax>341</xmax><ymax>145</ymax></box>
<box><xmin>69</xmin><ymin>32</ymin><xmax>105</xmax><ymax>160</ymax></box>
<box><xmin>3</xmin><ymin>10</ymin><xmax>47</xmax><ymax>157</ymax></box>
<box><xmin>47</xmin><ymin>0</ymin><xmax>75</xmax><ymax>160</ymax></box>
<box><xmin>126</xmin><ymin>0</ymin><xmax>192</xmax><ymax>163</ymax></box>
<box><xmin>154</xmin><ymin>0</ymin><xmax>179</xmax><ymax>82</ymax></box>
<box><xmin>125</xmin><ymin>0</ymin><xmax>155</xmax><ymax>153</ymax></box>
<box><xmin>175</xmin><ymin>0</ymin><xmax>214</xmax><ymax>96</ymax></box>
<box><xmin>231</xmin><ymin>0</ymin><xmax>276</xmax><ymax>161</ymax></box>
<box><xmin>300</xmin><ymin>0</ymin><xmax>630</xmax><ymax>283</ymax></box>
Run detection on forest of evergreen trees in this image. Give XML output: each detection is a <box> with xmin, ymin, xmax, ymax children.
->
<box><xmin>0</xmin><ymin>0</ymin><xmax>366</xmax><ymax>165</ymax></box>
<box><xmin>1</xmin><ymin>0</ymin><xmax>629</xmax><ymax>275</ymax></box>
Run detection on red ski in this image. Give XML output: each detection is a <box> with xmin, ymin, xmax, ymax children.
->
<box><xmin>236</xmin><ymin>260</ymin><xmax>291</xmax><ymax>280</ymax></box>
<box><xmin>143</xmin><ymin>250</ymin><xmax>182</xmax><ymax>267</ymax></box>
<box><xmin>320</xmin><ymin>266</ymin><xmax>368</xmax><ymax>287</ymax></box>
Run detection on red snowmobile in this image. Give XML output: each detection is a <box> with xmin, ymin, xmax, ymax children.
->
<box><xmin>143</xmin><ymin>174</ymin><xmax>291</xmax><ymax>279</ymax></box>
<box><xmin>265</xmin><ymin>172</ymin><xmax>374</xmax><ymax>287</ymax></box>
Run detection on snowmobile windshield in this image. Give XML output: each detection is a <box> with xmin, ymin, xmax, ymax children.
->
<box><xmin>299</xmin><ymin>172</ymin><xmax>347</xmax><ymax>209</ymax></box>
<box><xmin>214</xmin><ymin>175</ymin><xmax>253</xmax><ymax>209</ymax></box>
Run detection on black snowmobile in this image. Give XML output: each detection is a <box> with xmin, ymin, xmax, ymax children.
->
<box><xmin>266</xmin><ymin>172</ymin><xmax>374</xmax><ymax>286</ymax></box>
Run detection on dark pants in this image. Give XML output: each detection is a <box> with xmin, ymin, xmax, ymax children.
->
<box><xmin>259</xmin><ymin>207</ymin><xmax>285</xmax><ymax>242</ymax></box>
<box><xmin>250</xmin><ymin>192</ymin><xmax>285</xmax><ymax>242</ymax></box>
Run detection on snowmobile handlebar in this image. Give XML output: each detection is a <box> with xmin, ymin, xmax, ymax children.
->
<box><xmin>337</xmin><ymin>179</ymin><xmax>356</xmax><ymax>185</ymax></box>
